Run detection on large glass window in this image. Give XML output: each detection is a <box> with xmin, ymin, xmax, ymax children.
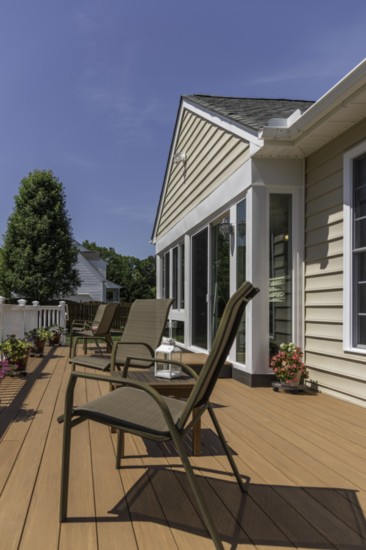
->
<box><xmin>269</xmin><ymin>194</ymin><xmax>292</xmax><ymax>355</ymax></box>
<box><xmin>162</xmin><ymin>252</ymin><xmax>170</xmax><ymax>299</ymax></box>
<box><xmin>172</xmin><ymin>247</ymin><xmax>178</xmax><ymax>308</ymax></box>
<box><xmin>236</xmin><ymin>199</ymin><xmax>246</xmax><ymax>362</ymax></box>
<box><xmin>353</xmin><ymin>154</ymin><xmax>366</xmax><ymax>347</ymax></box>
<box><xmin>211</xmin><ymin>216</ymin><xmax>231</xmax><ymax>339</ymax></box>
<box><xmin>192</xmin><ymin>228</ymin><xmax>208</xmax><ymax>348</ymax></box>
<box><xmin>179</xmin><ymin>243</ymin><xmax>185</xmax><ymax>309</ymax></box>
<box><xmin>172</xmin><ymin>243</ymin><xmax>185</xmax><ymax>310</ymax></box>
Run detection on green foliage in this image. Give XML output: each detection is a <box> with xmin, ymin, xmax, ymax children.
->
<box><xmin>25</xmin><ymin>327</ymin><xmax>51</xmax><ymax>342</ymax></box>
<box><xmin>0</xmin><ymin>335</ymin><xmax>32</xmax><ymax>363</ymax></box>
<box><xmin>82</xmin><ymin>240</ymin><xmax>156</xmax><ymax>302</ymax></box>
<box><xmin>1</xmin><ymin>170</ymin><xmax>81</xmax><ymax>303</ymax></box>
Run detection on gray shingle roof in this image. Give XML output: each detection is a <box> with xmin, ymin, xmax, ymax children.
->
<box><xmin>184</xmin><ymin>95</ymin><xmax>314</xmax><ymax>132</ymax></box>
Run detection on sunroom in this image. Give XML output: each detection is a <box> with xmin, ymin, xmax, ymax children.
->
<box><xmin>152</xmin><ymin>95</ymin><xmax>313</xmax><ymax>386</ymax></box>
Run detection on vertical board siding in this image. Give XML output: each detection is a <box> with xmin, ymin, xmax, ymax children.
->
<box><xmin>305</xmin><ymin>119</ymin><xmax>366</xmax><ymax>405</ymax></box>
<box><xmin>157</xmin><ymin>109</ymin><xmax>249</xmax><ymax>237</ymax></box>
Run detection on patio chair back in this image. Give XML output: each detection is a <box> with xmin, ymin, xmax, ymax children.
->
<box><xmin>115</xmin><ymin>298</ymin><xmax>173</xmax><ymax>368</ymax></box>
<box><xmin>92</xmin><ymin>303</ymin><xmax>119</xmax><ymax>336</ymax></box>
<box><xmin>177</xmin><ymin>281</ymin><xmax>259</xmax><ymax>430</ymax></box>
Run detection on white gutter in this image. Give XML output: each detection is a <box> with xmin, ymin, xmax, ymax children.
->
<box><xmin>261</xmin><ymin>58</ymin><xmax>366</xmax><ymax>141</ymax></box>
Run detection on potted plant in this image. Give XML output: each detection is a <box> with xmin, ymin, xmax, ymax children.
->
<box><xmin>48</xmin><ymin>325</ymin><xmax>67</xmax><ymax>346</ymax></box>
<box><xmin>270</xmin><ymin>342</ymin><xmax>308</xmax><ymax>387</ymax></box>
<box><xmin>0</xmin><ymin>335</ymin><xmax>32</xmax><ymax>374</ymax></box>
<box><xmin>0</xmin><ymin>358</ymin><xmax>10</xmax><ymax>379</ymax></box>
<box><xmin>26</xmin><ymin>327</ymin><xmax>51</xmax><ymax>356</ymax></box>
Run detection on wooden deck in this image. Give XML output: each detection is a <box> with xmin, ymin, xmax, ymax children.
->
<box><xmin>0</xmin><ymin>345</ymin><xmax>366</xmax><ymax>550</ymax></box>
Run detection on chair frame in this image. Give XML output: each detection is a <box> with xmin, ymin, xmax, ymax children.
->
<box><xmin>59</xmin><ymin>282</ymin><xmax>259</xmax><ymax>550</ymax></box>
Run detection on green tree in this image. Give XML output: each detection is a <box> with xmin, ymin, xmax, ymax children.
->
<box><xmin>82</xmin><ymin>241</ymin><xmax>156</xmax><ymax>302</ymax></box>
<box><xmin>1</xmin><ymin>170</ymin><xmax>80</xmax><ymax>303</ymax></box>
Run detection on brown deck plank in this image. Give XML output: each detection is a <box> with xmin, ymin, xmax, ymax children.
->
<box><xmin>0</xmin><ymin>348</ymin><xmax>365</xmax><ymax>550</ymax></box>
<box><xmin>86</xmin><ymin>375</ymin><xmax>139</xmax><ymax>550</ymax></box>
<box><xmin>19</xmin><ymin>346</ymin><xmax>70</xmax><ymax>550</ymax></box>
<box><xmin>59</xmin><ymin>364</ymin><xmax>98</xmax><ymax>550</ymax></box>
<box><xmin>0</xmin><ymin>348</ymin><xmax>65</xmax><ymax>550</ymax></box>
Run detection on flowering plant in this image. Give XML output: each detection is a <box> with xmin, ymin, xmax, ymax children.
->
<box><xmin>270</xmin><ymin>342</ymin><xmax>307</xmax><ymax>384</ymax></box>
<box><xmin>0</xmin><ymin>359</ymin><xmax>10</xmax><ymax>379</ymax></box>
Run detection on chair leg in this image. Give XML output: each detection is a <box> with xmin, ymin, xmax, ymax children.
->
<box><xmin>115</xmin><ymin>430</ymin><xmax>125</xmax><ymax>468</ymax></box>
<box><xmin>208</xmin><ymin>404</ymin><xmax>246</xmax><ymax>493</ymax></box>
<box><xmin>170</xmin><ymin>428</ymin><xmax>224</xmax><ymax>550</ymax></box>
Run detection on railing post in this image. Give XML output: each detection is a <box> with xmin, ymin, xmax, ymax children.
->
<box><xmin>59</xmin><ymin>301</ymin><xmax>67</xmax><ymax>345</ymax></box>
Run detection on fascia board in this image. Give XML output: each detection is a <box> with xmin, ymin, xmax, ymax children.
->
<box><xmin>183</xmin><ymin>98</ymin><xmax>263</xmax><ymax>148</ymax></box>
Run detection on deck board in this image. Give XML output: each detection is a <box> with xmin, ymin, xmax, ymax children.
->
<box><xmin>0</xmin><ymin>345</ymin><xmax>365</xmax><ymax>549</ymax></box>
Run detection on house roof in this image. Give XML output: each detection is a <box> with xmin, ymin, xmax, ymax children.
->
<box><xmin>184</xmin><ymin>95</ymin><xmax>314</xmax><ymax>132</ymax></box>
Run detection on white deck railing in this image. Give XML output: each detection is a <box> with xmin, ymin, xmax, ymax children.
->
<box><xmin>0</xmin><ymin>298</ymin><xmax>68</xmax><ymax>341</ymax></box>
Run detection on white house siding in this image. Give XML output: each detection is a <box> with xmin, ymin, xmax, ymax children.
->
<box><xmin>305</xmin><ymin>118</ymin><xmax>366</xmax><ymax>407</ymax></box>
<box><xmin>75</xmin><ymin>255</ymin><xmax>104</xmax><ymax>302</ymax></box>
<box><xmin>157</xmin><ymin>108</ymin><xmax>249</xmax><ymax>238</ymax></box>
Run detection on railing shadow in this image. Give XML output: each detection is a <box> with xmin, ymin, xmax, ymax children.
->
<box><xmin>0</xmin><ymin>349</ymin><xmax>54</xmax><ymax>437</ymax></box>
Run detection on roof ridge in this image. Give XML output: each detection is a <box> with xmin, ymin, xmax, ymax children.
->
<box><xmin>185</xmin><ymin>94</ymin><xmax>314</xmax><ymax>103</ymax></box>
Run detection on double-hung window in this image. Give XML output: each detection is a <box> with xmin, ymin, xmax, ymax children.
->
<box><xmin>344</xmin><ymin>141</ymin><xmax>366</xmax><ymax>350</ymax></box>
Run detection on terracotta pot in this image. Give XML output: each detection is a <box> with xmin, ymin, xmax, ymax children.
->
<box><xmin>281</xmin><ymin>371</ymin><xmax>302</xmax><ymax>387</ymax></box>
<box><xmin>31</xmin><ymin>339</ymin><xmax>46</xmax><ymax>356</ymax></box>
<box><xmin>48</xmin><ymin>333</ymin><xmax>61</xmax><ymax>346</ymax></box>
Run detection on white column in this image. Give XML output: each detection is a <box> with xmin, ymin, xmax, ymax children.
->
<box><xmin>246</xmin><ymin>185</ymin><xmax>270</xmax><ymax>375</ymax></box>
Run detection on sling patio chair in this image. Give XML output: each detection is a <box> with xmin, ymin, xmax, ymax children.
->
<box><xmin>70</xmin><ymin>302</ymin><xmax>119</xmax><ymax>358</ymax></box>
<box><xmin>69</xmin><ymin>302</ymin><xmax>110</xmax><ymax>354</ymax></box>
<box><xmin>59</xmin><ymin>282</ymin><xmax>259</xmax><ymax>550</ymax></box>
<box><xmin>69</xmin><ymin>298</ymin><xmax>173</xmax><ymax>372</ymax></box>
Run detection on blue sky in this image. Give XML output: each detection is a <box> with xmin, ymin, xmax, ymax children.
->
<box><xmin>0</xmin><ymin>1</ymin><xmax>365</xmax><ymax>258</ymax></box>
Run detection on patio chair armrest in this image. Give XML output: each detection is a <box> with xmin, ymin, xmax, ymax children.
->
<box><xmin>110</xmin><ymin>341</ymin><xmax>155</xmax><ymax>372</ymax></box>
<box><xmin>123</xmin><ymin>355</ymin><xmax>198</xmax><ymax>379</ymax></box>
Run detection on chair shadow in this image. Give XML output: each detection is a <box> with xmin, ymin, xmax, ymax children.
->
<box><xmin>103</xmin><ymin>467</ymin><xmax>366</xmax><ymax>549</ymax></box>
<box><xmin>142</xmin><ymin>428</ymin><xmax>236</xmax><ymax>457</ymax></box>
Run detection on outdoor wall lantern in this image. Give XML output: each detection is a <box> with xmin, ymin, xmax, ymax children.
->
<box><xmin>218</xmin><ymin>222</ymin><xmax>234</xmax><ymax>237</ymax></box>
<box><xmin>173</xmin><ymin>151</ymin><xmax>186</xmax><ymax>164</ymax></box>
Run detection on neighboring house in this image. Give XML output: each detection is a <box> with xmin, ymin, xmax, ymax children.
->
<box><xmin>64</xmin><ymin>243</ymin><xmax>120</xmax><ymax>303</ymax></box>
<box><xmin>152</xmin><ymin>59</ymin><xmax>366</xmax><ymax>408</ymax></box>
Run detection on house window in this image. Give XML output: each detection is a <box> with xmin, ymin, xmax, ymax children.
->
<box><xmin>344</xmin><ymin>142</ymin><xmax>366</xmax><ymax>350</ymax></box>
<box><xmin>344</xmin><ymin>148</ymin><xmax>366</xmax><ymax>348</ymax></box>
<box><xmin>353</xmin><ymin>155</ymin><xmax>366</xmax><ymax>347</ymax></box>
